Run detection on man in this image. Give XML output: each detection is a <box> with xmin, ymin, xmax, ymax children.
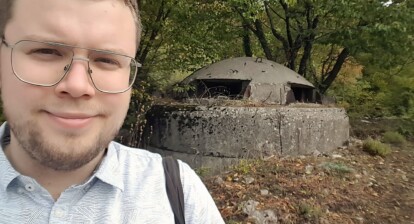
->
<box><xmin>0</xmin><ymin>0</ymin><xmax>224</xmax><ymax>223</ymax></box>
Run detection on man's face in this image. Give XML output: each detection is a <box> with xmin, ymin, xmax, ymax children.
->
<box><xmin>0</xmin><ymin>0</ymin><xmax>137</xmax><ymax>170</ymax></box>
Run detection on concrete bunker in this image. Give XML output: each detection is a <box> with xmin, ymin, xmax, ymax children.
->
<box><xmin>145</xmin><ymin>57</ymin><xmax>349</xmax><ymax>173</ymax></box>
<box><xmin>181</xmin><ymin>57</ymin><xmax>317</xmax><ymax>104</ymax></box>
<box><xmin>191</xmin><ymin>79</ymin><xmax>251</xmax><ymax>99</ymax></box>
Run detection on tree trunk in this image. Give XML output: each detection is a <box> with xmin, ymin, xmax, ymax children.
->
<box><xmin>253</xmin><ymin>19</ymin><xmax>274</xmax><ymax>60</ymax></box>
<box><xmin>319</xmin><ymin>48</ymin><xmax>350</xmax><ymax>94</ymax></box>
<box><xmin>136</xmin><ymin>0</ymin><xmax>170</xmax><ymax>64</ymax></box>
<box><xmin>242</xmin><ymin>23</ymin><xmax>253</xmax><ymax>57</ymax></box>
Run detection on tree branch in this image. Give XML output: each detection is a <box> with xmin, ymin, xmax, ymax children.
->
<box><xmin>298</xmin><ymin>4</ymin><xmax>318</xmax><ymax>76</ymax></box>
<box><xmin>320</xmin><ymin>48</ymin><xmax>350</xmax><ymax>94</ymax></box>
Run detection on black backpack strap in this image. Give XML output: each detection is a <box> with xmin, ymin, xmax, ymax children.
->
<box><xmin>162</xmin><ymin>156</ymin><xmax>186</xmax><ymax>224</ymax></box>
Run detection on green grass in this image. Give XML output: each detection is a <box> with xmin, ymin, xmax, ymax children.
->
<box><xmin>298</xmin><ymin>203</ymin><xmax>322</xmax><ymax>221</ymax></box>
<box><xmin>232</xmin><ymin>159</ymin><xmax>256</xmax><ymax>174</ymax></box>
<box><xmin>194</xmin><ymin>166</ymin><xmax>211</xmax><ymax>177</ymax></box>
<box><xmin>363</xmin><ymin>137</ymin><xmax>391</xmax><ymax>157</ymax></box>
<box><xmin>382</xmin><ymin>131</ymin><xmax>406</xmax><ymax>145</ymax></box>
<box><xmin>319</xmin><ymin>162</ymin><xmax>354</xmax><ymax>176</ymax></box>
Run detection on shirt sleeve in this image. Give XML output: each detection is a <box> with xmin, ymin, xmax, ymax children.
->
<box><xmin>178</xmin><ymin>160</ymin><xmax>225</xmax><ymax>224</ymax></box>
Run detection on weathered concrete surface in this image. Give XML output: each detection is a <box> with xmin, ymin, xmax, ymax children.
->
<box><xmin>143</xmin><ymin>104</ymin><xmax>349</xmax><ymax>172</ymax></box>
<box><xmin>247</xmin><ymin>83</ymin><xmax>287</xmax><ymax>104</ymax></box>
<box><xmin>181</xmin><ymin>57</ymin><xmax>316</xmax><ymax>104</ymax></box>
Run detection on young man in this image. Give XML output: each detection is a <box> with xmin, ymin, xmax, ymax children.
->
<box><xmin>0</xmin><ymin>0</ymin><xmax>224</xmax><ymax>223</ymax></box>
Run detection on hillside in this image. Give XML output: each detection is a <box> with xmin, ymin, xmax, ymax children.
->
<box><xmin>204</xmin><ymin>119</ymin><xmax>414</xmax><ymax>223</ymax></box>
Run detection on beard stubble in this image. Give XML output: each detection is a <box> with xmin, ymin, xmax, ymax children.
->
<box><xmin>6</xmin><ymin>113</ymin><xmax>122</xmax><ymax>171</ymax></box>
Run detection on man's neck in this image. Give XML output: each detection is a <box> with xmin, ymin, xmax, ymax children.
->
<box><xmin>3</xmin><ymin>141</ymin><xmax>105</xmax><ymax>201</ymax></box>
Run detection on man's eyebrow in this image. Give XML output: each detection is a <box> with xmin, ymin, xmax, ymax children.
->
<box><xmin>22</xmin><ymin>34</ymin><xmax>61</xmax><ymax>43</ymax></box>
<box><xmin>94</xmin><ymin>47</ymin><xmax>130</xmax><ymax>56</ymax></box>
<box><xmin>21</xmin><ymin>34</ymin><xmax>130</xmax><ymax>56</ymax></box>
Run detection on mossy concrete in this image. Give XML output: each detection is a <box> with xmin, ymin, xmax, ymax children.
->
<box><xmin>143</xmin><ymin>104</ymin><xmax>349</xmax><ymax>172</ymax></box>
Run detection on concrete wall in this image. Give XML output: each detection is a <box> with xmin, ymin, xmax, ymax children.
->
<box><xmin>144</xmin><ymin>105</ymin><xmax>349</xmax><ymax>172</ymax></box>
<box><xmin>247</xmin><ymin>83</ymin><xmax>288</xmax><ymax>104</ymax></box>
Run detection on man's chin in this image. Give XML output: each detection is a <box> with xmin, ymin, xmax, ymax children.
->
<box><xmin>12</xmin><ymin>125</ymin><xmax>109</xmax><ymax>171</ymax></box>
<box><xmin>28</xmin><ymin>140</ymin><xmax>107</xmax><ymax>171</ymax></box>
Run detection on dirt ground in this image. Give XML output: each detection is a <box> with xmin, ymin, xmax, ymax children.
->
<box><xmin>204</xmin><ymin>120</ymin><xmax>414</xmax><ymax>224</ymax></box>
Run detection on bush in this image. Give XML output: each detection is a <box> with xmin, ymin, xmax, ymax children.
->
<box><xmin>382</xmin><ymin>131</ymin><xmax>406</xmax><ymax>145</ymax></box>
<box><xmin>298</xmin><ymin>203</ymin><xmax>322</xmax><ymax>221</ymax></box>
<box><xmin>363</xmin><ymin>137</ymin><xmax>391</xmax><ymax>157</ymax></box>
<box><xmin>195</xmin><ymin>167</ymin><xmax>211</xmax><ymax>177</ymax></box>
<box><xmin>319</xmin><ymin>162</ymin><xmax>354</xmax><ymax>176</ymax></box>
<box><xmin>233</xmin><ymin>160</ymin><xmax>255</xmax><ymax>174</ymax></box>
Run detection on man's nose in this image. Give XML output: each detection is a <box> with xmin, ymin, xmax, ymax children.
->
<box><xmin>54</xmin><ymin>57</ymin><xmax>96</xmax><ymax>98</ymax></box>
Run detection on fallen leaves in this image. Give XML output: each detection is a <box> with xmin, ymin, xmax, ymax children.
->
<box><xmin>204</xmin><ymin>141</ymin><xmax>414</xmax><ymax>223</ymax></box>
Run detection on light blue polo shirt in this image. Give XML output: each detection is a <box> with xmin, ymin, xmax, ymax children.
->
<box><xmin>0</xmin><ymin>123</ymin><xmax>224</xmax><ymax>223</ymax></box>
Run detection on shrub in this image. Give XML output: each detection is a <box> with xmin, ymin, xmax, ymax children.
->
<box><xmin>195</xmin><ymin>167</ymin><xmax>211</xmax><ymax>177</ymax></box>
<box><xmin>232</xmin><ymin>159</ymin><xmax>262</xmax><ymax>175</ymax></box>
<box><xmin>319</xmin><ymin>162</ymin><xmax>354</xmax><ymax>175</ymax></box>
<box><xmin>363</xmin><ymin>137</ymin><xmax>391</xmax><ymax>157</ymax></box>
<box><xmin>298</xmin><ymin>203</ymin><xmax>322</xmax><ymax>221</ymax></box>
<box><xmin>382</xmin><ymin>131</ymin><xmax>406</xmax><ymax>145</ymax></box>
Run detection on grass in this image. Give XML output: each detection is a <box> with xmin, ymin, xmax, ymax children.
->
<box><xmin>232</xmin><ymin>159</ymin><xmax>256</xmax><ymax>174</ymax></box>
<box><xmin>363</xmin><ymin>137</ymin><xmax>391</xmax><ymax>157</ymax></box>
<box><xmin>194</xmin><ymin>166</ymin><xmax>211</xmax><ymax>177</ymax></box>
<box><xmin>226</xmin><ymin>221</ymin><xmax>242</xmax><ymax>224</ymax></box>
<box><xmin>319</xmin><ymin>162</ymin><xmax>354</xmax><ymax>176</ymax></box>
<box><xmin>298</xmin><ymin>203</ymin><xmax>322</xmax><ymax>221</ymax></box>
<box><xmin>382</xmin><ymin>131</ymin><xmax>406</xmax><ymax>145</ymax></box>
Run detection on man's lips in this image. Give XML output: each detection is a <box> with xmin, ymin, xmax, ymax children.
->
<box><xmin>44</xmin><ymin>111</ymin><xmax>97</xmax><ymax>129</ymax></box>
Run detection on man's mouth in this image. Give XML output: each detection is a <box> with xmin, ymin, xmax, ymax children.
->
<box><xmin>44</xmin><ymin>111</ymin><xmax>97</xmax><ymax>129</ymax></box>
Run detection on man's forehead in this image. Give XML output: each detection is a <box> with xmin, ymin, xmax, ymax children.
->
<box><xmin>6</xmin><ymin>0</ymin><xmax>137</xmax><ymax>54</ymax></box>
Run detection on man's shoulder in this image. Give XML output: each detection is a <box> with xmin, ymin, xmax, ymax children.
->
<box><xmin>106</xmin><ymin>141</ymin><xmax>193</xmax><ymax>181</ymax></box>
<box><xmin>110</xmin><ymin>141</ymin><xmax>162</xmax><ymax>159</ymax></box>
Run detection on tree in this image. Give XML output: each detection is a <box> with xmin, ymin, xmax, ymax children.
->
<box><xmin>225</xmin><ymin>0</ymin><xmax>414</xmax><ymax>93</ymax></box>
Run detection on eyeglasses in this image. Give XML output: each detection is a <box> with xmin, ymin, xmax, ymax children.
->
<box><xmin>1</xmin><ymin>38</ymin><xmax>141</xmax><ymax>93</ymax></box>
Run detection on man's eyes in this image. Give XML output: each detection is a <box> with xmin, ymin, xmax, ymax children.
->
<box><xmin>29</xmin><ymin>48</ymin><xmax>63</xmax><ymax>56</ymax></box>
<box><xmin>94</xmin><ymin>57</ymin><xmax>121</xmax><ymax>66</ymax></box>
<box><xmin>25</xmin><ymin>46</ymin><xmax>124</xmax><ymax>69</ymax></box>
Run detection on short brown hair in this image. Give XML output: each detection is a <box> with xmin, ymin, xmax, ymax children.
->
<box><xmin>0</xmin><ymin>0</ymin><xmax>142</xmax><ymax>48</ymax></box>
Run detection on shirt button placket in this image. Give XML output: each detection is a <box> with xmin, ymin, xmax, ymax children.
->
<box><xmin>50</xmin><ymin>207</ymin><xmax>68</xmax><ymax>223</ymax></box>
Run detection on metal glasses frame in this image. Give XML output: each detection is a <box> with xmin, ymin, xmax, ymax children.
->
<box><xmin>0</xmin><ymin>37</ymin><xmax>141</xmax><ymax>94</ymax></box>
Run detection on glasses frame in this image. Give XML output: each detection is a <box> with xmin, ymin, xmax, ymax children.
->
<box><xmin>1</xmin><ymin>38</ymin><xmax>141</xmax><ymax>94</ymax></box>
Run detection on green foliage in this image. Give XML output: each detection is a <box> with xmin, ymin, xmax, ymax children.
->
<box><xmin>194</xmin><ymin>166</ymin><xmax>211</xmax><ymax>177</ymax></box>
<box><xmin>119</xmin><ymin>81</ymin><xmax>153</xmax><ymax>147</ymax></box>
<box><xmin>363</xmin><ymin>137</ymin><xmax>391</xmax><ymax>157</ymax></box>
<box><xmin>226</xmin><ymin>221</ymin><xmax>242</xmax><ymax>224</ymax></box>
<box><xmin>330</xmin><ymin>79</ymin><xmax>383</xmax><ymax>118</ymax></box>
<box><xmin>137</xmin><ymin>0</ymin><xmax>243</xmax><ymax>92</ymax></box>
<box><xmin>382</xmin><ymin>131</ymin><xmax>406</xmax><ymax>146</ymax></box>
<box><xmin>319</xmin><ymin>162</ymin><xmax>354</xmax><ymax>176</ymax></box>
<box><xmin>222</xmin><ymin>0</ymin><xmax>414</xmax><ymax>94</ymax></box>
<box><xmin>135</xmin><ymin>0</ymin><xmax>414</xmax><ymax>116</ymax></box>
<box><xmin>170</xmin><ymin>82</ymin><xmax>196</xmax><ymax>96</ymax></box>
<box><xmin>379</xmin><ymin>65</ymin><xmax>414</xmax><ymax>118</ymax></box>
<box><xmin>327</xmin><ymin>1</ymin><xmax>414</xmax><ymax>118</ymax></box>
<box><xmin>329</xmin><ymin>61</ymin><xmax>414</xmax><ymax>119</ymax></box>
<box><xmin>298</xmin><ymin>203</ymin><xmax>322</xmax><ymax>221</ymax></box>
<box><xmin>397</xmin><ymin>125</ymin><xmax>413</xmax><ymax>138</ymax></box>
<box><xmin>233</xmin><ymin>159</ymin><xmax>255</xmax><ymax>174</ymax></box>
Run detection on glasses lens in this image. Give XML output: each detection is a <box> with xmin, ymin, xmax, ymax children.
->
<box><xmin>11</xmin><ymin>40</ymin><xmax>73</xmax><ymax>85</ymax></box>
<box><xmin>88</xmin><ymin>51</ymin><xmax>137</xmax><ymax>93</ymax></box>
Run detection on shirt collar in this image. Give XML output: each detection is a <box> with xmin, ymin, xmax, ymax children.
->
<box><xmin>94</xmin><ymin>142</ymin><xmax>124</xmax><ymax>191</ymax></box>
<box><xmin>0</xmin><ymin>122</ymin><xmax>21</xmax><ymax>191</ymax></box>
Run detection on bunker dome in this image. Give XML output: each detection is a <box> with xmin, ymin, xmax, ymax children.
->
<box><xmin>182</xmin><ymin>57</ymin><xmax>316</xmax><ymax>104</ymax></box>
